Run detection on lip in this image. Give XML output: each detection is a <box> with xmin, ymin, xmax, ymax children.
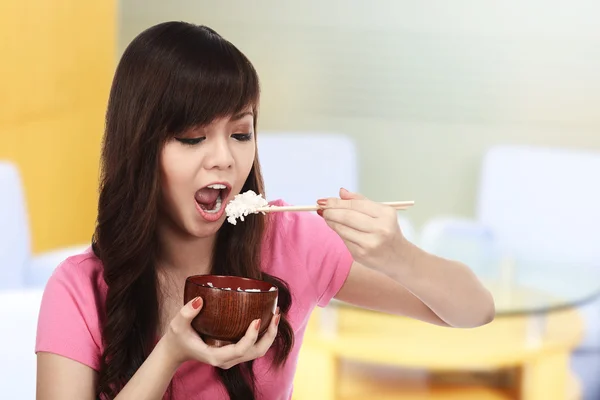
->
<box><xmin>195</xmin><ymin>181</ymin><xmax>232</xmax><ymax>222</ymax></box>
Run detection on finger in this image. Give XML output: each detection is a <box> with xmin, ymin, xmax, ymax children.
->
<box><xmin>208</xmin><ymin>318</ymin><xmax>261</xmax><ymax>363</ymax></box>
<box><xmin>325</xmin><ymin>220</ymin><xmax>367</xmax><ymax>246</ymax></box>
<box><xmin>175</xmin><ymin>297</ymin><xmax>210</xmax><ymax>354</ymax></box>
<box><xmin>339</xmin><ymin>187</ymin><xmax>366</xmax><ymax>200</ymax></box>
<box><xmin>179</xmin><ymin>296</ymin><xmax>206</xmax><ymax>335</ymax></box>
<box><xmin>324</xmin><ymin>198</ymin><xmax>383</xmax><ymax>219</ymax></box>
<box><xmin>252</xmin><ymin>312</ymin><xmax>280</xmax><ymax>358</ymax></box>
<box><xmin>178</xmin><ymin>296</ymin><xmax>204</xmax><ymax>324</ymax></box>
<box><xmin>231</xmin><ymin>318</ymin><xmax>262</xmax><ymax>357</ymax></box>
<box><xmin>322</xmin><ymin>208</ymin><xmax>374</xmax><ymax>232</ymax></box>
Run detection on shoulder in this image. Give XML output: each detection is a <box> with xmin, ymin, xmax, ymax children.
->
<box><xmin>264</xmin><ymin>199</ymin><xmax>333</xmax><ymax>263</ymax></box>
<box><xmin>265</xmin><ymin>199</ymin><xmax>330</xmax><ymax>245</ymax></box>
<box><xmin>36</xmin><ymin>247</ymin><xmax>106</xmax><ymax>370</ymax></box>
<box><xmin>47</xmin><ymin>247</ymin><xmax>107</xmax><ymax>300</ymax></box>
<box><xmin>263</xmin><ymin>199</ymin><xmax>353</xmax><ymax>308</ymax></box>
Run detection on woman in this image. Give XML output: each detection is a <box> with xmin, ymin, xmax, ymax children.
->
<box><xmin>35</xmin><ymin>21</ymin><xmax>494</xmax><ymax>400</ymax></box>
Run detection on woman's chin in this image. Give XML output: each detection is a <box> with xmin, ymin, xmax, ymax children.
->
<box><xmin>187</xmin><ymin>218</ymin><xmax>224</xmax><ymax>238</ymax></box>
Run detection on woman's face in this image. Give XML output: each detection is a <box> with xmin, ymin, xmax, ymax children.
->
<box><xmin>159</xmin><ymin>108</ymin><xmax>256</xmax><ymax>238</ymax></box>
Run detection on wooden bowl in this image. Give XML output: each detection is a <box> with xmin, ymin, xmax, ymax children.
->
<box><xmin>183</xmin><ymin>274</ymin><xmax>278</xmax><ymax>347</ymax></box>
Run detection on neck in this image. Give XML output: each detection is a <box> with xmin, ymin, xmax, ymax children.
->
<box><xmin>157</xmin><ymin>220</ymin><xmax>216</xmax><ymax>279</ymax></box>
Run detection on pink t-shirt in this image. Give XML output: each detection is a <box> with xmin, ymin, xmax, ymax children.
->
<box><xmin>35</xmin><ymin>200</ymin><xmax>353</xmax><ymax>399</ymax></box>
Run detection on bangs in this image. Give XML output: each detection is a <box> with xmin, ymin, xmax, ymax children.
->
<box><xmin>157</xmin><ymin>25</ymin><xmax>260</xmax><ymax>136</ymax></box>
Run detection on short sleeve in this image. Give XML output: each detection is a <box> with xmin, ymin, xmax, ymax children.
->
<box><xmin>277</xmin><ymin>201</ymin><xmax>354</xmax><ymax>308</ymax></box>
<box><xmin>35</xmin><ymin>259</ymin><xmax>103</xmax><ymax>371</ymax></box>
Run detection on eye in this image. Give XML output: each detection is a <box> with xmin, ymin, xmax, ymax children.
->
<box><xmin>232</xmin><ymin>133</ymin><xmax>253</xmax><ymax>142</ymax></box>
<box><xmin>175</xmin><ymin>137</ymin><xmax>205</xmax><ymax>146</ymax></box>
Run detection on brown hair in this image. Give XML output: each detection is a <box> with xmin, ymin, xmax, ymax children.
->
<box><xmin>92</xmin><ymin>21</ymin><xmax>293</xmax><ymax>399</ymax></box>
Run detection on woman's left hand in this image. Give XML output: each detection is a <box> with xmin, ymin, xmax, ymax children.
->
<box><xmin>317</xmin><ymin>188</ymin><xmax>410</xmax><ymax>273</ymax></box>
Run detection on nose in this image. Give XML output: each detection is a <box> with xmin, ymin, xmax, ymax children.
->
<box><xmin>204</xmin><ymin>136</ymin><xmax>234</xmax><ymax>170</ymax></box>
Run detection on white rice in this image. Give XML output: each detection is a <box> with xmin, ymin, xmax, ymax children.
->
<box><xmin>225</xmin><ymin>190</ymin><xmax>271</xmax><ymax>225</ymax></box>
<box><xmin>205</xmin><ymin>282</ymin><xmax>276</xmax><ymax>292</ymax></box>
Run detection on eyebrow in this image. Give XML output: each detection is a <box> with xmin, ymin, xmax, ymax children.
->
<box><xmin>230</xmin><ymin>111</ymin><xmax>254</xmax><ymax>121</ymax></box>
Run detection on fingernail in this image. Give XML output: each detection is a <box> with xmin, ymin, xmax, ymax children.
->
<box><xmin>192</xmin><ymin>297</ymin><xmax>203</xmax><ymax>309</ymax></box>
<box><xmin>255</xmin><ymin>319</ymin><xmax>261</xmax><ymax>331</ymax></box>
<box><xmin>317</xmin><ymin>199</ymin><xmax>327</xmax><ymax>206</ymax></box>
<box><xmin>275</xmin><ymin>314</ymin><xmax>281</xmax><ymax>326</ymax></box>
<box><xmin>316</xmin><ymin>209</ymin><xmax>324</xmax><ymax>218</ymax></box>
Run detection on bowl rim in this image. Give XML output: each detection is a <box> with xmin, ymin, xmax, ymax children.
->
<box><xmin>184</xmin><ymin>274</ymin><xmax>279</xmax><ymax>294</ymax></box>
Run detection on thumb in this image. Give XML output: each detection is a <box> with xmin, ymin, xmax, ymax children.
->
<box><xmin>180</xmin><ymin>296</ymin><xmax>204</xmax><ymax>322</ymax></box>
<box><xmin>339</xmin><ymin>187</ymin><xmax>366</xmax><ymax>200</ymax></box>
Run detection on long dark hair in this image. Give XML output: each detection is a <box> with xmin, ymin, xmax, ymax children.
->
<box><xmin>92</xmin><ymin>21</ymin><xmax>294</xmax><ymax>399</ymax></box>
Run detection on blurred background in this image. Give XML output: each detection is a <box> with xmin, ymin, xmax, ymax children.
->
<box><xmin>2</xmin><ymin>1</ymin><xmax>600</xmax><ymax>399</ymax></box>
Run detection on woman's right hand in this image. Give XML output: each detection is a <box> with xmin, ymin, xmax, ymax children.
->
<box><xmin>162</xmin><ymin>296</ymin><xmax>280</xmax><ymax>370</ymax></box>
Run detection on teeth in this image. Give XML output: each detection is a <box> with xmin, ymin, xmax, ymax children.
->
<box><xmin>207</xmin><ymin>184</ymin><xmax>227</xmax><ymax>189</ymax></box>
<box><xmin>204</xmin><ymin>193</ymin><xmax>223</xmax><ymax>214</ymax></box>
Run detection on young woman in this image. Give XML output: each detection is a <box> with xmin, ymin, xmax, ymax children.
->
<box><xmin>35</xmin><ymin>21</ymin><xmax>494</xmax><ymax>400</ymax></box>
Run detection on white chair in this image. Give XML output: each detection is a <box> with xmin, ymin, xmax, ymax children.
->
<box><xmin>0</xmin><ymin>160</ymin><xmax>88</xmax><ymax>290</ymax></box>
<box><xmin>420</xmin><ymin>216</ymin><xmax>501</xmax><ymax>281</ymax></box>
<box><xmin>421</xmin><ymin>145</ymin><xmax>600</xmax><ymax>399</ymax></box>
<box><xmin>257</xmin><ymin>132</ymin><xmax>359</xmax><ymax>206</ymax></box>
<box><xmin>257</xmin><ymin>133</ymin><xmax>419</xmax><ymax>246</ymax></box>
<box><xmin>423</xmin><ymin>144</ymin><xmax>600</xmax><ymax>279</ymax></box>
<box><xmin>0</xmin><ymin>289</ymin><xmax>44</xmax><ymax>398</ymax></box>
<box><xmin>0</xmin><ymin>162</ymin><xmax>31</xmax><ymax>289</ymax></box>
<box><xmin>476</xmin><ymin>145</ymin><xmax>600</xmax><ymax>264</ymax></box>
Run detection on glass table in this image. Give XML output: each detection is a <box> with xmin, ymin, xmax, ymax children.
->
<box><xmin>332</xmin><ymin>256</ymin><xmax>600</xmax><ymax>314</ymax></box>
<box><xmin>326</xmin><ymin>257</ymin><xmax>600</xmax><ymax>341</ymax></box>
<box><xmin>302</xmin><ymin>257</ymin><xmax>600</xmax><ymax>400</ymax></box>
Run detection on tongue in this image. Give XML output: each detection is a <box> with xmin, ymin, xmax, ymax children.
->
<box><xmin>196</xmin><ymin>188</ymin><xmax>220</xmax><ymax>205</ymax></box>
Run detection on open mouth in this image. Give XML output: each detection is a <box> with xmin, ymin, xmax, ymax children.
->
<box><xmin>195</xmin><ymin>183</ymin><xmax>232</xmax><ymax>214</ymax></box>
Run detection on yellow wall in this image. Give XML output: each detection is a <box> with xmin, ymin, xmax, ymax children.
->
<box><xmin>0</xmin><ymin>1</ymin><xmax>116</xmax><ymax>252</ymax></box>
